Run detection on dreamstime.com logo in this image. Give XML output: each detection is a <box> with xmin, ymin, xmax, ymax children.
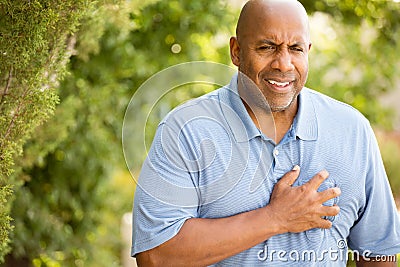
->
<box><xmin>257</xmin><ymin>239</ymin><xmax>394</xmax><ymax>263</ymax></box>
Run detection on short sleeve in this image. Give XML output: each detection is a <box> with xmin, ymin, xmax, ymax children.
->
<box><xmin>131</xmin><ymin>122</ymin><xmax>200</xmax><ymax>256</ymax></box>
<box><xmin>347</xmin><ymin>126</ymin><xmax>400</xmax><ymax>256</ymax></box>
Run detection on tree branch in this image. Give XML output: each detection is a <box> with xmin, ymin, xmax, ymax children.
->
<box><xmin>0</xmin><ymin>87</ymin><xmax>29</xmax><ymax>150</ymax></box>
<box><xmin>0</xmin><ymin>66</ymin><xmax>13</xmax><ymax>112</ymax></box>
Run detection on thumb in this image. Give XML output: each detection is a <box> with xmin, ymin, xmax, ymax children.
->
<box><xmin>278</xmin><ymin>165</ymin><xmax>300</xmax><ymax>187</ymax></box>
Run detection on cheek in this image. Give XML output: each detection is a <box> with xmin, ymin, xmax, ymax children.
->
<box><xmin>241</xmin><ymin>51</ymin><xmax>266</xmax><ymax>70</ymax></box>
<box><xmin>302</xmin><ymin>64</ymin><xmax>309</xmax><ymax>80</ymax></box>
<box><xmin>239</xmin><ymin>60</ymin><xmax>262</xmax><ymax>79</ymax></box>
<box><xmin>295</xmin><ymin>58</ymin><xmax>309</xmax><ymax>78</ymax></box>
<box><xmin>301</xmin><ymin>64</ymin><xmax>308</xmax><ymax>77</ymax></box>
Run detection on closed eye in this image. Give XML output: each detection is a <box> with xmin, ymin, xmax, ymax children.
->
<box><xmin>258</xmin><ymin>45</ymin><xmax>275</xmax><ymax>51</ymax></box>
<box><xmin>289</xmin><ymin>46</ymin><xmax>304</xmax><ymax>52</ymax></box>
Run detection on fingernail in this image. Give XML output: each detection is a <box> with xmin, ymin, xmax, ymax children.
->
<box><xmin>292</xmin><ymin>165</ymin><xmax>300</xmax><ymax>171</ymax></box>
<box><xmin>320</xmin><ymin>169</ymin><xmax>329</xmax><ymax>177</ymax></box>
<box><xmin>334</xmin><ymin>187</ymin><xmax>341</xmax><ymax>195</ymax></box>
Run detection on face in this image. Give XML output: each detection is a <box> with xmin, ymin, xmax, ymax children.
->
<box><xmin>230</xmin><ymin>2</ymin><xmax>311</xmax><ymax>112</ymax></box>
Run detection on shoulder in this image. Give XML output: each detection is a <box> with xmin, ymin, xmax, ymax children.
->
<box><xmin>160</xmin><ymin>88</ymin><xmax>226</xmax><ymax>129</ymax></box>
<box><xmin>303</xmin><ymin>88</ymin><xmax>370</xmax><ymax>126</ymax></box>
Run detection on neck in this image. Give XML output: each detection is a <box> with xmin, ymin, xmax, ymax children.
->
<box><xmin>244</xmin><ymin>99</ymin><xmax>298</xmax><ymax>144</ymax></box>
<box><xmin>271</xmin><ymin>102</ymin><xmax>298</xmax><ymax>143</ymax></box>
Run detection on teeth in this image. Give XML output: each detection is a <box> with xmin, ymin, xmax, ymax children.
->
<box><xmin>268</xmin><ymin>80</ymin><xmax>290</xmax><ymax>87</ymax></box>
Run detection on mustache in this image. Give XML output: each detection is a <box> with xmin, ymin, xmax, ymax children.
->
<box><xmin>262</xmin><ymin>71</ymin><xmax>296</xmax><ymax>81</ymax></box>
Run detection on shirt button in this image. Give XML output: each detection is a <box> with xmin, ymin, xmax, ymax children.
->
<box><xmin>273</xmin><ymin>149</ymin><xmax>279</xmax><ymax>156</ymax></box>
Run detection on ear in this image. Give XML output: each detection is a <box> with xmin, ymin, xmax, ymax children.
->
<box><xmin>230</xmin><ymin>37</ymin><xmax>240</xmax><ymax>67</ymax></box>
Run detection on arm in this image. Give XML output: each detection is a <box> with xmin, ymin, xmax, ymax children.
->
<box><xmin>347</xmin><ymin>125</ymin><xmax>400</xmax><ymax>261</ymax></box>
<box><xmin>136</xmin><ymin>167</ymin><xmax>341</xmax><ymax>267</ymax></box>
<box><xmin>356</xmin><ymin>256</ymin><xmax>397</xmax><ymax>267</ymax></box>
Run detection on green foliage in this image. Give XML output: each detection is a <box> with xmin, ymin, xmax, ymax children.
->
<box><xmin>0</xmin><ymin>0</ymin><xmax>91</xmax><ymax>177</ymax></box>
<box><xmin>3</xmin><ymin>2</ymin><xmax>127</xmax><ymax>265</ymax></box>
<box><xmin>0</xmin><ymin>0</ymin><xmax>93</xmax><ymax>262</ymax></box>
<box><xmin>301</xmin><ymin>0</ymin><xmax>400</xmax><ymax>44</ymax></box>
<box><xmin>0</xmin><ymin>185</ymin><xmax>12</xmax><ymax>259</ymax></box>
<box><xmin>127</xmin><ymin>0</ymin><xmax>233</xmax><ymax>82</ymax></box>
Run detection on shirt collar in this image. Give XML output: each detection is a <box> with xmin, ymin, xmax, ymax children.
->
<box><xmin>219</xmin><ymin>73</ymin><xmax>262</xmax><ymax>143</ymax></box>
<box><xmin>219</xmin><ymin>74</ymin><xmax>318</xmax><ymax>143</ymax></box>
<box><xmin>294</xmin><ymin>88</ymin><xmax>318</xmax><ymax>141</ymax></box>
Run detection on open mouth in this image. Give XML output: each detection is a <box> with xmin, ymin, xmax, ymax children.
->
<box><xmin>267</xmin><ymin>79</ymin><xmax>291</xmax><ymax>88</ymax></box>
<box><xmin>263</xmin><ymin>78</ymin><xmax>296</xmax><ymax>94</ymax></box>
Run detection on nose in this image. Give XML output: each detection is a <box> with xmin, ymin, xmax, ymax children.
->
<box><xmin>270</xmin><ymin>49</ymin><xmax>295</xmax><ymax>72</ymax></box>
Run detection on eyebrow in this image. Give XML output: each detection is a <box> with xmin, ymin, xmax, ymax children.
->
<box><xmin>256</xmin><ymin>39</ymin><xmax>307</xmax><ymax>47</ymax></box>
<box><xmin>256</xmin><ymin>39</ymin><xmax>278</xmax><ymax>46</ymax></box>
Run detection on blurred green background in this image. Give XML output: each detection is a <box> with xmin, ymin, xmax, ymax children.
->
<box><xmin>0</xmin><ymin>0</ymin><xmax>399</xmax><ymax>266</ymax></box>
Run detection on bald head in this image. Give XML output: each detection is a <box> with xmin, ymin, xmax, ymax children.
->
<box><xmin>236</xmin><ymin>0</ymin><xmax>310</xmax><ymax>41</ymax></box>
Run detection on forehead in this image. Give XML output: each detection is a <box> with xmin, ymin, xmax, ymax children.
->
<box><xmin>239</xmin><ymin>1</ymin><xmax>309</xmax><ymax>43</ymax></box>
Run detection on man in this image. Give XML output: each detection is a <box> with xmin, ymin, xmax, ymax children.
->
<box><xmin>131</xmin><ymin>0</ymin><xmax>400</xmax><ymax>266</ymax></box>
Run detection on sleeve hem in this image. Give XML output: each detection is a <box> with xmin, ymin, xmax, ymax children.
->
<box><xmin>131</xmin><ymin>217</ymin><xmax>191</xmax><ymax>257</ymax></box>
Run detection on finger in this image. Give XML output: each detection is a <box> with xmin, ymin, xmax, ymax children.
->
<box><xmin>306</xmin><ymin>170</ymin><xmax>329</xmax><ymax>190</ymax></box>
<box><xmin>278</xmin><ymin>165</ymin><xmax>300</xmax><ymax>187</ymax></box>
<box><xmin>318</xmin><ymin>187</ymin><xmax>341</xmax><ymax>203</ymax></box>
<box><xmin>317</xmin><ymin>218</ymin><xmax>333</xmax><ymax>229</ymax></box>
<box><xmin>319</xmin><ymin>204</ymin><xmax>340</xmax><ymax>217</ymax></box>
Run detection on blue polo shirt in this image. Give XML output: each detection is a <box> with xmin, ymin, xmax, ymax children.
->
<box><xmin>132</xmin><ymin>74</ymin><xmax>400</xmax><ymax>266</ymax></box>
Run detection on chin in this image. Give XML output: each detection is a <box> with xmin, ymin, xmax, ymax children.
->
<box><xmin>269</xmin><ymin>99</ymin><xmax>296</xmax><ymax>112</ymax></box>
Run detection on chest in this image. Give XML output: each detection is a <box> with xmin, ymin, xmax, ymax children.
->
<box><xmin>195</xmin><ymin>138</ymin><xmax>366</xmax><ymax>240</ymax></box>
